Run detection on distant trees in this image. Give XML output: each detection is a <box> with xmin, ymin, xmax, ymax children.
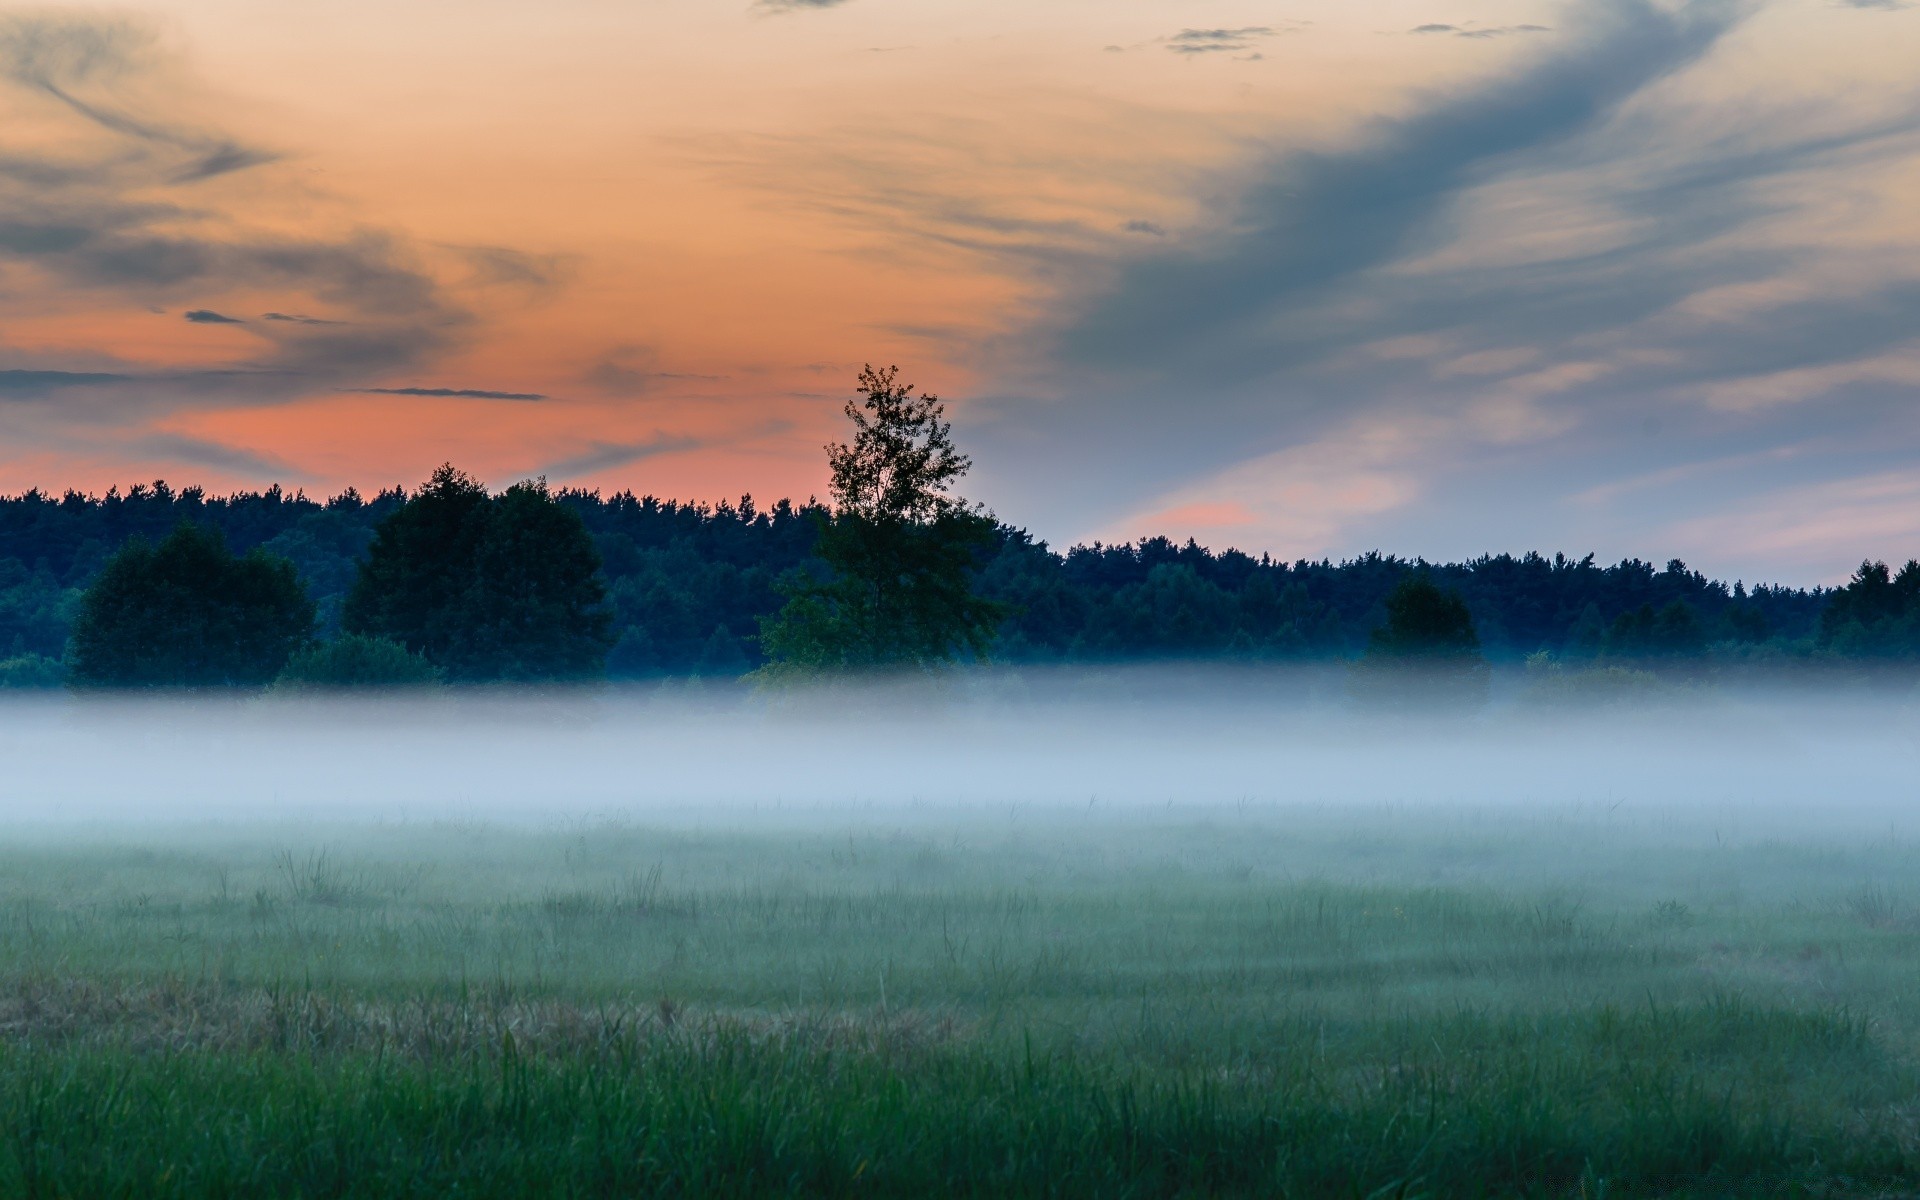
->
<box><xmin>1819</xmin><ymin>560</ymin><xmax>1920</xmax><ymax>658</ymax></box>
<box><xmin>1602</xmin><ymin>600</ymin><xmax>1707</xmax><ymax>661</ymax></box>
<box><xmin>758</xmin><ymin>366</ymin><xmax>1005</xmax><ymax>672</ymax></box>
<box><xmin>344</xmin><ymin>467</ymin><xmax>615</xmax><ymax>681</ymax></box>
<box><xmin>67</xmin><ymin>523</ymin><xmax>314</xmax><ymax>688</ymax></box>
<box><xmin>2</xmin><ymin>454</ymin><xmax>1904</xmax><ymax>685</ymax></box>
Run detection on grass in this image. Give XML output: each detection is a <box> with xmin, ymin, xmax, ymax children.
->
<box><xmin>3</xmin><ymin>803</ymin><xmax>1919</xmax><ymax>1196</ymax></box>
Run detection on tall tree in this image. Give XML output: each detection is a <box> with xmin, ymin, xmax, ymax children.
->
<box><xmin>341</xmin><ymin>464</ymin><xmax>491</xmax><ymax>666</ymax></box>
<box><xmin>344</xmin><ymin>467</ymin><xmax>615</xmax><ymax>681</ymax></box>
<box><xmin>759</xmin><ymin>365</ymin><xmax>1005</xmax><ymax>671</ymax></box>
<box><xmin>454</xmin><ymin>479</ymin><xmax>617</xmax><ymax>680</ymax></box>
<box><xmin>68</xmin><ymin>522</ymin><xmax>314</xmax><ymax>687</ymax></box>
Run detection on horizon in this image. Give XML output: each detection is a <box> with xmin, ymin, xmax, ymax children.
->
<box><xmin>0</xmin><ymin>470</ymin><xmax>1863</xmax><ymax>593</ymax></box>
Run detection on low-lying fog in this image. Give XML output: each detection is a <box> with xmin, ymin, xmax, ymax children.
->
<box><xmin>0</xmin><ymin>668</ymin><xmax>1913</xmax><ymax>837</ymax></box>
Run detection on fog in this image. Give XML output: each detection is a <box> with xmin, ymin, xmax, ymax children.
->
<box><xmin>0</xmin><ymin>668</ymin><xmax>1913</xmax><ymax>838</ymax></box>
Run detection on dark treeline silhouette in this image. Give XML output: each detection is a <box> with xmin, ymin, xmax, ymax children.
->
<box><xmin>4</xmin><ymin>475</ymin><xmax>1899</xmax><ymax>688</ymax></box>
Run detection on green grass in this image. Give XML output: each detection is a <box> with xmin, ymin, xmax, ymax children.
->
<box><xmin>2</xmin><ymin>804</ymin><xmax>1919</xmax><ymax>1196</ymax></box>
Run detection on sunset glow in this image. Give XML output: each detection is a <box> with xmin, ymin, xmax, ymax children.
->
<box><xmin>3</xmin><ymin>0</ymin><xmax>1918</xmax><ymax>580</ymax></box>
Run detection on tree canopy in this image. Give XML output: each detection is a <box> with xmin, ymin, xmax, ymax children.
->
<box><xmin>344</xmin><ymin>467</ymin><xmax>615</xmax><ymax>681</ymax></box>
<box><xmin>1819</xmin><ymin>561</ymin><xmax>1920</xmax><ymax>658</ymax></box>
<box><xmin>1355</xmin><ymin>576</ymin><xmax>1489</xmax><ymax>708</ymax></box>
<box><xmin>758</xmin><ymin>366</ymin><xmax>1006</xmax><ymax>671</ymax></box>
<box><xmin>67</xmin><ymin>522</ymin><xmax>314</xmax><ymax>688</ymax></box>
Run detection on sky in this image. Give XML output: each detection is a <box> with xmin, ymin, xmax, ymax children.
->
<box><xmin>0</xmin><ymin>0</ymin><xmax>1916</xmax><ymax>584</ymax></box>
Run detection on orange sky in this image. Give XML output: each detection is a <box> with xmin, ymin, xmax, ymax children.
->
<box><xmin>2</xmin><ymin>1</ymin><xmax>1918</xmax><ymax>581</ymax></box>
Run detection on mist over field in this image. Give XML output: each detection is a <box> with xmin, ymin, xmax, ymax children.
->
<box><xmin>1</xmin><ymin>672</ymin><xmax>1914</xmax><ymax>834</ymax></box>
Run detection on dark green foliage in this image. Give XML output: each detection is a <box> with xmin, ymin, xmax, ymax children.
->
<box><xmin>760</xmin><ymin>366</ymin><xmax>1006</xmax><ymax>671</ymax></box>
<box><xmin>0</xmin><ymin>480</ymin><xmax>1869</xmax><ymax>677</ymax></box>
<box><xmin>454</xmin><ymin>480</ymin><xmax>618</xmax><ymax>680</ymax></box>
<box><xmin>0</xmin><ymin>557</ymin><xmax>78</xmax><ymax>661</ymax></box>
<box><xmin>0</xmin><ymin>652</ymin><xmax>62</xmax><ymax>688</ymax></box>
<box><xmin>1603</xmin><ymin>599</ymin><xmax>1708</xmax><ymax>661</ymax></box>
<box><xmin>344</xmin><ymin>468</ymin><xmax>615</xmax><ymax>681</ymax></box>
<box><xmin>1354</xmin><ymin>577</ymin><xmax>1489</xmax><ymax>708</ymax></box>
<box><xmin>1819</xmin><ymin>560</ymin><xmax>1920</xmax><ymax>658</ymax></box>
<box><xmin>1366</xmin><ymin>577</ymin><xmax>1483</xmax><ymax>660</ymax></box>
<box><xmin>273</xmin><ymin>634</ymin><xmax>442</xmax><ymax>690</ymax></box>
<box><xmin>66</xmin><ymin>523</ymin><xmax>314</xmax><ymax>688</ymax></box>
<box><xmin>342</xmin><ymin>465</ymin><xmax>492</xmax><ymax>667</ymax></box>
<box><xmin>760</xmin><ymin>510</ymin><xmax>1005</xmax><ymax>670</ymax></box>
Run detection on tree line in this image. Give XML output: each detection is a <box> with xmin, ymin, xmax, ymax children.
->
<box><xmin>0</xmin><ymin>366</ymin><xmax>1913</xmax><ymax>690</ymax></box>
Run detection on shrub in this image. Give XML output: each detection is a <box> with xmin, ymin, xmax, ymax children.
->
<box><xmin>273</xmin><ymin>635</ymin><xmax>443</xmax><ymax>691</ymax></box>
<box><xmin>0</xmin><ymin>653</ymin><xmax>63</xmax><ymax>688</ymax></box>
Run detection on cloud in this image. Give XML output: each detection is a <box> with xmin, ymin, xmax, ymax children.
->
<box><xmin>0</xmin><ymin>368</ymin><xmax>128</xmax><ymax>394</ymax></box>
<box><xmin>0</xmin><ymin>13</ymin><xmax>487</xmax><ymax>426</ymax></box>
<box><xmin>953</xmin><ymin>0</ymin><xmax>1920</xmax><ymax>571</ymax></box>
<box><xmin>537</xmin><ymin>436</ymin><xmax>701</xmax><ymax>478</ymax></box>
<box><xmin>133</xmin><ymin>432</ymin><xmax>305</xmax><ymax>479</ymax></box>
<box><xmin>753</xmin><ymin>0</ymin><xmax>852</xmax><ymax>11</ymax></box>
<box><xmin>582</xmin><ymin>346</ymin><xmax>720</xmax><ymax>396</ymax></box>
<box><xmin>1840</xmin><ymin>0</ymin><xmax>1912</xmax><ymax>9</ymax></box>
<box><xmin>1165</xmin><ymin>27</ymin><xmax>1276</xmax><ymax>54</ymax></box>
<box><xmin>456</xmin><ymin>245</ymin><xmax>570</xmax><ymax>291</ymax></box>
<box><xmin>1412</xmin><ymin>23</ymin><xmax>1553</xmax><ymax>38</ymax></box>
<box><xmin>1052</xmin><ymin>1</ymin><xmax>1746</xmax><ymax>382</ymax></box>
<box><xmin>1122</xmin><ymin>220</ymin><xmax>1167</xmax><ymax>237</ymax></box>
<box><xmin>0</xmin><ymin>15</ymin><xmax>278</xmax><ymax>182</ymax></box>
<box><xmin>359</xmin><ymin>386</ymin><xmax>548</xmax><ymax>402</ymax></box>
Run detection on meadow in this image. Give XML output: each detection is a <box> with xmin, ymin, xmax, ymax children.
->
<box><xmin>3</xmin><ymin>793</ymin><xmax>1920</xmax><ymax>1198</ymax></box>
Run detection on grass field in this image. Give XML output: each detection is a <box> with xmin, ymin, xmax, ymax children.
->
<box><xmin>3</xmin><ymin>799</ymin><xmax>1920</xmax><ymax>1197</ymax></box>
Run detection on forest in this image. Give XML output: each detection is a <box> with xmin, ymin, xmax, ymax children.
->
<box><xmin>1</xmin><ymin>472</ymin><xmax>1910</xmax><ymax>688</ymax></box>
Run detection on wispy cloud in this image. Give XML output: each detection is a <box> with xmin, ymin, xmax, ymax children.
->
<box><xmin>1051</xmin><ymin>1</ymin><xmax>1747</xmax><ymax>382</ymax></box>
<box><xmin>133</xmin><ymin>432</ymin><xmax>305</xmax><ymax>479</ymax></box>
<box><xmin>359</xmin><ymin>386</ymin><xmax>548</xmax><ymax>402</ymax></box>
<box><xmin>0</xmin><ymin>13</ymin><xmax>488</xmax><ymax>431</ymax></box>
<box><xmin>456</xmin><ymin>245</ymin><xmax>570</xmax><ymax>291</ymax></box>
<box><xmin>538</xmin><ymin>436</ymin><xmax>701</xmax><ymax>478</ymax></box>
<box><xmin>0</xmin><ymin>368</ymin><xmax>128</xmax><ymax>394</ymax></box>
<box><xmin>1164</xmin><ymin>27</ymin><xmax>1276</xmax><ymax>54</ymax></box>
<box><xmin>954</xmin><ymin>0</ymin><xmax>1920</xmax><ymax>572</ymax></box>
<box><xmin>1411</xmin><ymin>23</ymin><xmax>1553</xmax><ymax>38</ymax></box>
<box><xmin>753</xmin><ymin>0</ymin><xmax>853</xmax><ymax>12</ymax></box>
<box><xmin>0</xmin><ymin>14</ymin><xmax>277</xmax><ymax>182</ymax></box>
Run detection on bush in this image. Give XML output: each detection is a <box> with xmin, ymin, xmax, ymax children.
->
<box><xmin>273</xmin><ymin>635</ymin><xmax>443</xmax><ymax>691</ymax></box>
<box><xmin>1522</xmin><ymin>653</ymin><xmax>1665</xmax><ymax>707</ymax></box>
<box><xmin>0</xmin><ymin>653</ymin><xmax>63</xmax><ymax>688</ymax></box>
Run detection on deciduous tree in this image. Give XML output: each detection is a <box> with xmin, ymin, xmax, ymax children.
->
<box><xmin>68</xmin><ymin>523</ymin><xmax>314</xmax><ymax>687</ymax></box>
<box><xmin>759</xmin><ymin>366</ymin><xmax>1005</xmax><ymax>671</ymax></box>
